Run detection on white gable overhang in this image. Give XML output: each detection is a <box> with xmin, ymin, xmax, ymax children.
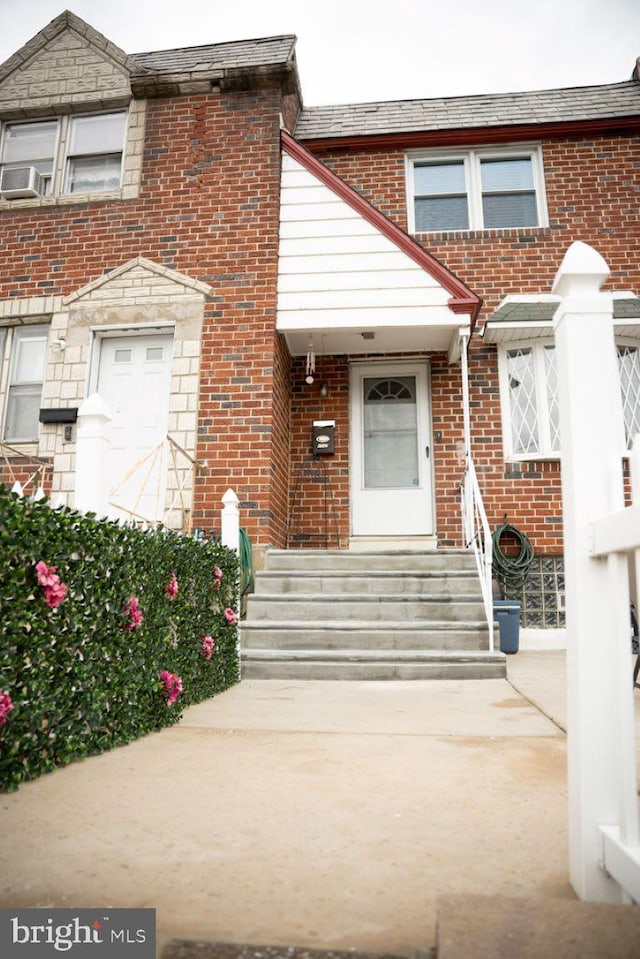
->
<box><xmin>277</xmin><ymin>132</ymin><xmax>480</xmax><ymax>363</ymax></box>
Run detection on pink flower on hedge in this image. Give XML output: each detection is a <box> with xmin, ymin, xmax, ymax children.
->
<box><xmin>159</xmin><ymin>670</ymin><xmax>183</xmax><ymax>706</ymax></box>
<box><xmin>224</xmin><ymin>607</ymin><xmax>237</xmax><ymax>625</ymax></box>
<box><xmin>35</xmin><ymin>561</ymin><xmax>59</xmax><ymax>587</ymax></box>
<box><xmin>201</xmin><ymin>635</ymin><xmax>215</xmax><ymax>660</ymax></box>
<box><xmin>123</xmin><ymin>595</ymin><xmax>144</xmax><ymax>631</ymax></box>
<box><xmin>165</xmin><ymin>572</ymin><xmax>179</xmax><ymax>600</ymax></box>
<box><xmin>0</xmin><ymin>691</ymin><xmax>13</xmax><ymax>728</ymax></box>
<box><xmin>43</xmin><ymin>579</ymin><xmax>68</xmax><ymax>608</ymax></box>
<box><xmin>35</xmin><ymin>561</ymin><xmax>68</xmax><ymax>608</ymax></box>
<box><xmin>213</xmin><ymin>566</ymin><xmax>223</xmax><ymax>589</ymax></box>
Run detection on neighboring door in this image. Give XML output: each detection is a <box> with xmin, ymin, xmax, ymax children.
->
<box><xmin>350</xmin><ymin>361</ymin><xmax>433</xmax><ymax>536</ymax></box>
<box><xmin>96</xmin><ymin>333</ymin><xmax>173</xmax><ymax>523</ymax></box>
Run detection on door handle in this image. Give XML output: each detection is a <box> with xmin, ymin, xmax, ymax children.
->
<box><xmin>425</xmin><ymin>445</ymin><xmax>430</xmax><ymax>459</ymax></box>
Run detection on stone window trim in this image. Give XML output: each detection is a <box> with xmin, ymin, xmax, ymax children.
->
<box><xmin>405</xmin><ymin>142</ymin><xmax>549</xmax><ymax>234</ymax></box>
<box><xmin>0</xmin><ymin>98</ymin><xmax>146</xmax><ymax>209</ymax></box>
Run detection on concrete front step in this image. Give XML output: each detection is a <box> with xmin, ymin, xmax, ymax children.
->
<box><xmin>245</xmin><ymin>594</ymin><xmax>487</xmax><ymax>622</ymax></box>
<box><xmin>253</xmin><ymin>570</ymin><xmax>481</xmax><ymax>596</ymax></box>
<box><xmin>241</xmin><ymin>648</ymin><xmax>506</xmax><ymax>680</ymax></box>
<box><xmin>241</xmin><ymin>548</ymin><xmax>495</xmax><ymax>680</ymax></box>
<box><xmin>239</xmin><ymin>620</ymin><xmax>491</xmax><ymax>650</ymax></box>
<box><xmin>264</xmin><ymin>548</ymin><xmax>477</xmax><ymax>573</ymax></box>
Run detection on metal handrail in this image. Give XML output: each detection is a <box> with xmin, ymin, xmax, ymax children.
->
<box><xmin>461</xmin><ymin>457</ymin><xmax>494</xmax><ymax>652</ymax></box>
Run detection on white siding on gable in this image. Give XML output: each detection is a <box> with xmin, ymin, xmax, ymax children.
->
<box><xmin>277</xmin><ymin>154</ymin><xmax>456</xmax><ymax>354</ymax></box>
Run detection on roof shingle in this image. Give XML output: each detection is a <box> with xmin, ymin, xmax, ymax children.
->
<box><xmin>131</xmin><ymin>35</ymin><xmax>297</xmax><ymax>76</ymax></box>
<box><xmin>295</xmin><ymin>80</ymin><xmax>640</xmax><ymax>141</ymax></box>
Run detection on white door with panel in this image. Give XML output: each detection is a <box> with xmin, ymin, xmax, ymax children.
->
<box><xmin>96</xmin><ymin>333</ymin><xmax>173</xmax><ymax>523</ymax></box>
<box><xmin>350</xmin><ymin>362</ymin><xmax>433</xmax><ymax>536</ymax></box>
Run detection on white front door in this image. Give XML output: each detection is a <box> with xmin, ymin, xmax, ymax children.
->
<box><xmin>350</xmin><ymin>361</ymin><xmax>433</xmax><ymax>536</ymax></box>
<box><xmin>96</xmin><ymin>333</ymin><xmax>174</xmax><ymax>522</ymax></box>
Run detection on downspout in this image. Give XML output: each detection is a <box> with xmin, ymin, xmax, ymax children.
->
<box><xmin>460</xmin><ymin>328</ymin><xmax>471</xmax><ymax>466</ymax></box>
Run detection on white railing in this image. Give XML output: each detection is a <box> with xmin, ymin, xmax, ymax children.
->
<box><xmin>553</xmin><ymin>240</ymin><xmax>640</xmax><ymax>903</ymax></box>
<box><xmin>461</xmin><ymin>458</ymin><xmax>494</xmax><ymax>652</ymax></box>
<box><xmin>459</xmin><ymin>328</ymin><xmax>494</xmax><ymax>651</ymax></box>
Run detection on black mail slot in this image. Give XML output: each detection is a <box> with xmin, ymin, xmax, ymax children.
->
<box><xmin>312</xmin><ymin>420</ymin><xmax>335</xmax><ymax>455</ymax></box>
<box><xmin>39</xmin><ymin>407</ymin><xmax>78</xmax><ymax>424</ymax></box>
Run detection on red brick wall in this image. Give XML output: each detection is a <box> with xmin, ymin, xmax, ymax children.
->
<box><xmin>0</xmin><ymin>458</ymin><xmax>53</xmax><ymax>497</ymax></box>
<box><xmin>289</xmin><ymin>355</ymin><xmax>350</xmax><ymax>548</ymax></box>
<box><xmin>300</xmin><ymin>132</ymin><xmax>640</xmax><ymax>551</ymax></box>
<box><xmin>0</xmin><ymin>89</ymin><xmax>289</xmax><ymax>546</ymax></box>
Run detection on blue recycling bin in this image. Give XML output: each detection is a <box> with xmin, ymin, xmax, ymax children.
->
<box><xmin>493</xmin><ymin>600</ymin><xmax>521</xmax><ymax>654</ymax></box>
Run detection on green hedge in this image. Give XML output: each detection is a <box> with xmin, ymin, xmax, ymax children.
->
<box><xmin>0</xmin><ymin>484</ymin><xmax>239</xmax><ymax>791</ymax></box>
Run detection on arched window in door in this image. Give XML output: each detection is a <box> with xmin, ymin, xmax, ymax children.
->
<box><xmin>363</xmin><ymin>376</ymin><xmax>419</xmax><ymax>489</ymax></box>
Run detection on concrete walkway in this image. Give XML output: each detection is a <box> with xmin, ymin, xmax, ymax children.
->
<box><xmin>0</xmin><ymin>652</ymin><xmax>628</xmax><ymax>956</ymax></box>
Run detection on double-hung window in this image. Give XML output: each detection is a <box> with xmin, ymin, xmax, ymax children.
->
<box><xmin>408</xmin><ymin>146</ymin><xmax>547</xmax><ymax>233</ymax></box>
<box><xmin>1</xmin><ymin>325</ymin><xmax>48</xmax><ymax>443</ymax></box>
<box><xmin>65</xmin><ymin>113</ymin><xmax>126</xmax><ymax>194</ymax></box>
<box><xmin>0</xmin><ymin>111</ymin><xmax>127</xmax><ymax>198</ymax></box>
<box><xmin>499</xmin><ymin>340</ymin><xmax>640</xmax><ymax>459</ymax></box>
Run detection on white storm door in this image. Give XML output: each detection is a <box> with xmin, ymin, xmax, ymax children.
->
<box><xmin>350</xmin><ymin>362</ymin><xmax>433</xmax><ymax>536</ymax></box>
<box><xmin>96</xmin><ymin>333</ymin><xmax>173</xmax><ymax>522</ymax></box>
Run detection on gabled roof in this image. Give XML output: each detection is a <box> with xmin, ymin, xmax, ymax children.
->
<box><xmin>0</xmin><ymin>10</ymin><xmax>139</xmax><ymax>87</ymax></box>
<box><xmin>295</xmin><ymin>79</ymin><xmax>640</xmax><ymax>147</ymax></box>
<box><xmin>281</xmin><ymin>130</ymin><xmax>481</xmax><ymax>326</ymax></box>
<box><xmin>0</xmin><ymin>12</ymin><xmax>300</xmax><ymax>100</ymax></box>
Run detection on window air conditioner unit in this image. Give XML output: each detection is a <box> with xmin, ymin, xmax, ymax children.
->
<box><xmin>0</xmin><ymin>166</ymin><xmax>44</xmax><ymax>199</ymax></box>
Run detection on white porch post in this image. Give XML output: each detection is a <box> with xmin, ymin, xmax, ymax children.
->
<box><xmin>221</xmin><ymin>487</ymin><xmax>240</xmax><ymax>553</ymax></box>
<box><xmin>74</xmin><ymin>393</ymin><xmax>112</xmax><ymax>517</ymax></box>
<box><xmin>552</xmin><ymin>241</ymin><xmax>630</xmax><ymax>901</ymax></box>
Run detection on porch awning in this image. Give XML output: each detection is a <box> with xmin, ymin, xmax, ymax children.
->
<box><xmin>277</xmin><ymin>132</ymin><xmax>480</xmax><ymax>364</ymax></box>
<box><xmin>483</xmin><ymin>293</ymin><xmax>640</xmax><ymax>344</ymax></box>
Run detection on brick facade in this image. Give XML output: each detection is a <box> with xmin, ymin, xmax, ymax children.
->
<box><xmin>293</xmin><ymin>133</ymin><xmax>640</xmax><ymax>551</ymax></box>
<box><xmin>1</xmin><ymin>13</ymin><xmax>638</xmax><ymax>564</ymax></box>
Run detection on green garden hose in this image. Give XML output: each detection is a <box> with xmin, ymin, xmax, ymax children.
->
<box><xmin>239</xmin><ymin>527</ymin><xmax>254</xmax><ymax>597</ymax></box>
<box><xmin>492</xmin><ymin>520</ymin><xmax>535</xmax><ymax>592</ymax></box>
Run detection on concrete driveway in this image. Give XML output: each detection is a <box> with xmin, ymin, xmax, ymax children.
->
<box><xmin>0</xmin><ymin>654</ymin><xmax>573</xmax><ymax>956</ymax></box>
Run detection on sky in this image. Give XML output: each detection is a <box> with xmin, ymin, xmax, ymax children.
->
<box><xmin>0</xmin><ymin>0</ymin><xmax>638</xmax><ymax>106</ymax></box>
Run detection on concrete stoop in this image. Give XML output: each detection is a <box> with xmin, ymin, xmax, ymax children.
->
<box><xmin>240</xmin><ymin>549</ymin><xmax>505</xmax><ymax>680</ymax></box>
<box><xmin>435</xmin><ymin>894</ymin><xmax>640</xmax><ymax>958</ymax></box>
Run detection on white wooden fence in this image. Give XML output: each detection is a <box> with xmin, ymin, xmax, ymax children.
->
<box><xmin>553</xmin><ymin>240</ymin><xmax>640</xmax><ymax>902</ymax></box>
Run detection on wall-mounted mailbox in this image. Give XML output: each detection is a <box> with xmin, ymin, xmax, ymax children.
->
<box><xmin>313</xmin><ymin>420</ymin><xmax>335</xmax><ymax>455</ymax></box>
<box><xmin>39</xmin><ymin>407</ymin><xmax>78</xmax><ymax>424</ymax></box>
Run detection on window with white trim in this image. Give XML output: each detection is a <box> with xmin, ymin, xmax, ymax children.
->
<box><xmin>407</xmin><ymin>146</ymin><xmax>547</xmax><ymax>233</ymax></box>
<box><xmin>1</xmin><ymin>325</ymin><xmax>48</xmax><ymax>443</ymax></box>
<box><xmin>499</xmin><ymin>340</ymin><xmax>640</xmax><ymax>459</ymax></box>
<box><xmin>0</xmin><ymin>112</ymin><xmax>127</xmax><ymax>197</ymax></box>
